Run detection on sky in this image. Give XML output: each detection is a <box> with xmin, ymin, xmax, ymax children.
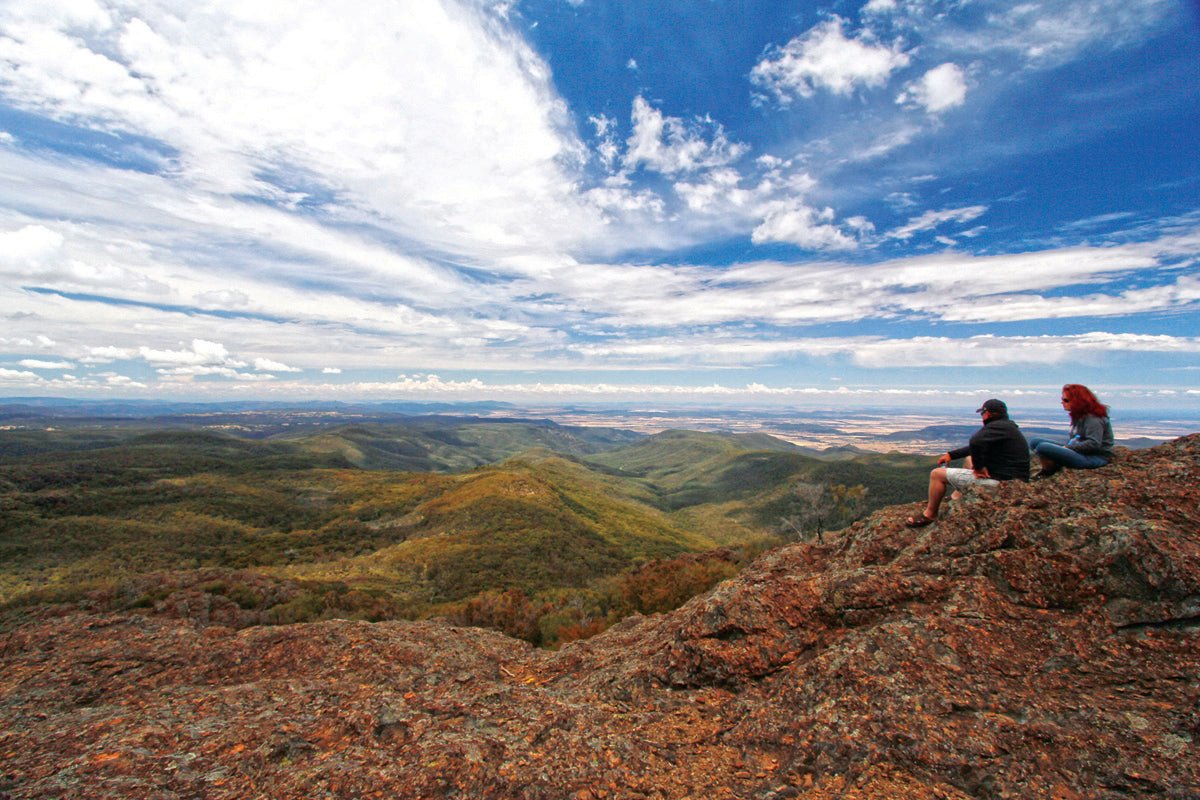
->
<box><xmin>0</xmin><ymin>0</ymin><xmax>1198</xmax><ymax>412</ymax></box>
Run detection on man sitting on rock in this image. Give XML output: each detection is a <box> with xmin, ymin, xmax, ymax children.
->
<box><xmin>906</xmin><ymin>398</ymin><xmax>1030</xmax><ymax>527</ymax></box>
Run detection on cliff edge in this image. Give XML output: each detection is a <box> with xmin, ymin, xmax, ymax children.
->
<box><xmin>3</xmin><ymin>436</ymin><xmax>1198</xmax><ymax>799</ymax></box>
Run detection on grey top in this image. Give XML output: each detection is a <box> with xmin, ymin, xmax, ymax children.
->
<box><xmin>1069</xmin><ymin>415</ymin><xmax>1114</xmax><ymax>458</ymax></box>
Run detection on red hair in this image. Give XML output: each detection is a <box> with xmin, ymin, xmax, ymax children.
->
<box><xmin>1062</xmin><ymin>384</ymin><xmax>1108</xmax><ymax>421</ymax></box>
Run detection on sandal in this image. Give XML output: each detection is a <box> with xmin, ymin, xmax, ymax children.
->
<box><xmin>905</xmin><ymin>514</ymin><xmax>936</xmax><ymax>528</ymax></box>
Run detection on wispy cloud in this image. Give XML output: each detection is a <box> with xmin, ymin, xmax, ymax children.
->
<box><xmin>0</xmin><ymin>0</ymin><xmax>1194</xmax><ymax>404</ymax></box>
<box><xmin>936</xmin><ymin>0</ymin><xmax>1175</xmax><ymax>66</ymax></box>
<box><xmin>0</xmin><ymin>0</ymin><xmax>604</xmax><ymax>259</ymax></box>
<box><xmin>886</xmin><ymin>205</ymin><xmax>989</xmax><ymax>240</ymax></box>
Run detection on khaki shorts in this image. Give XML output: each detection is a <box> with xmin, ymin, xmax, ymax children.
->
<box><xmin>945</xmin><ymin>467</ymin><xmax>999</xmax><ymax>492</ymax></box>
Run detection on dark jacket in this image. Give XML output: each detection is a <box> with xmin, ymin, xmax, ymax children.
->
<box><xmin>949</xmin><ymin>416</ymin><xmax>1030</xmax><ymax>481</ymax></box>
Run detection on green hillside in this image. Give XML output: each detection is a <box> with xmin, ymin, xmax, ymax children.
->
<box><xmin>586</xmin><ymin>430</ymin><xmax>929</xmax><ymax>529</ymax></box>
<box><xmin>0</xmin><ymin>420</ymin><xmax>928</xmax><ymax>647</ymax></box>
<box><xmin>280</xmin><ymin>420</ymin><xmax>642</xmax><ymax>471</ymax></box>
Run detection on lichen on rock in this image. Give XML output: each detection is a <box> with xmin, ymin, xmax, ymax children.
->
<box><xmin>2</xmin><ymin>436</ymin><xmax>1198</xmax><ymax>798</ymax></box>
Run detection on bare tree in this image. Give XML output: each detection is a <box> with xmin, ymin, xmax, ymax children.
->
<box><xmin>780</xmin><ymin>482</ymin><xmax>868</xmax><ymax>543</ymax></box>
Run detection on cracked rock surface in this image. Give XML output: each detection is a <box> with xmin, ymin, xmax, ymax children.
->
<box><xmin>3</xmin><ymin>436</ymin><xmax>1198</xmax><ymax>798</ymax></box>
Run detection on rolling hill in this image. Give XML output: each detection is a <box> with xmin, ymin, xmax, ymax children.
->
<box><xmin>0</xmin><ymin>417</ymin><xmax>928</xmax><ymax>646</ymax></box>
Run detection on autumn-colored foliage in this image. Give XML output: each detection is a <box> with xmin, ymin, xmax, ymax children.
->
<box><xmin>1</xmin><ymin>420</ymin><xmax>926</xmax><ymax>646</ymax></box>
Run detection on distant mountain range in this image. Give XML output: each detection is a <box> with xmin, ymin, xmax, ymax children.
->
<box><xmin>0</xmin><ymin>396</ymin><xmax>517</xmax><ymax>417</ymax></box>
<box><xmin>3</xmin><ymin>397</ymin><xmax>1181</xmax><ymax>453</ymax></box>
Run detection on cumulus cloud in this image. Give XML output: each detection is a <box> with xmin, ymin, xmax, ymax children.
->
<box><xmin>862</xmin><ymin>0</ymin><xmax>899</xmax><ymax>13</ymax></box>
<box><xmin>585</xmin><ymin>180</ymin><xmax>667</xmax><ymax>218</ymax></box>
<box><xmin>623</xmin><ymin>96</ymin><xmax>748</xmax><ymax>176</ymax></box>
<box><xmin>0</xmin><ymin>367</ymin><xmax>42</xmax><ymax>381</ymax></box>
<box><xmin>17</xmin><ymin>359</ymin><xmax>74</xmax><ymax>369</ymax></box>
<box><xmin>751</xmin><ymin>201</ymin><xmax>860</xmax><ymax>251</ymax></box>
<box><xmin>139</xmin><ymin>339</ymin><xmax>242</xmax><ymax>367</ymax></box>
<box><xmin>751</xmin><ymin>16</ymin><xmax>910</xmax><ymax>103</ymax></box>
<box><xmin>253</xmin><ymin>357</ymin><xmax>301</xmax><ymax>373</ymax></box>
<box><xmin>0</xmin><ymin>224</ymin><xmax>64</xmax><ymax>266</ymax></box>
<box><xmin>898</xmin><ymin>63</ymin><xmax>968</xmax><ymax>114</ymax></box>
<box><xmin>105</xmin><ymin>374</ymin><xmax>147</xmax><ymax>388</ymax></box>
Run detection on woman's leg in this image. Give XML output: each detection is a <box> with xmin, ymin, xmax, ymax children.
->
<box><xmin>1027</xmin><ymin>437</ymin><xmax>1059</xmax><ymax>473</ymax></box>
<box><xmin>1033</xmin><ymin>440</ymin><xmax>1108</xmax><ymax>470</ymax></box>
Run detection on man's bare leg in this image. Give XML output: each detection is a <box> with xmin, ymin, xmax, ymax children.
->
<box><xmin>923</xmin><ymin>467</ymin><xmax>949</xmax><ymax>520</ymax></box>
<box><xmin>950</xmin><ymin>456</ymin><xmax>972</xmax><ymax>501</ymax></box>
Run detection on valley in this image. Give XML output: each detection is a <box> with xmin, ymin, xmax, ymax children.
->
<box><xmin>0</xmin><ymin>406</ymin><xmax>931</xmax><ymax>647</ymax></box>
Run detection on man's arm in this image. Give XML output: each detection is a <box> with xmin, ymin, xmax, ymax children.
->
<box><xmin>946</xmin><ymin>445</ymin><xmax>971</xmax><ymax>462</ymax></box>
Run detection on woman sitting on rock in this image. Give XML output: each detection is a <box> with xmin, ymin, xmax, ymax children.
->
<box><xmin>1029</xmin><ymin>384</ymin><xmax>1115</xmax><ymax>478</ymax></box>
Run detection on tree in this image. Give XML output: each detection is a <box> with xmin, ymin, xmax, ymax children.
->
<box><xmin>780</xmin><ymin>482</ymin><xmax>868</xmax><ymax>543</ymax></box>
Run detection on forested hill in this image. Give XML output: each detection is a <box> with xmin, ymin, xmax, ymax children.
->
<box><xmin>0</xmin><ymin>420</ymin><xmax>928</xmax><ymax>647</ymax></box>
<box><xmin>2</xmin><ymin>435</ymin><xmax>1196</xmax><ymax>798</ymax></box>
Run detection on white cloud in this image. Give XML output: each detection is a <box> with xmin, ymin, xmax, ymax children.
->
<box><xmin>81</xmin><ymin>346</ymin><xmax>134</xmax><ymax>363</ymax></box>
<box><xmin>751</xmin><ymin>201</ymin><xmax>860</xmax><ymax>250</ymax></box>
<box><xmin>898</xmin><ymin>62</ymin><xmax>968</xmax><ymax>114</ymax></box>
<box><xmin>849</xmin><ymin>122</ymin><xmax>923</xmax><ymax>161</ymax></box>
<box><xmin>568</xmin><ymin>330</ymin><xmax>1200</xmax><ymax>370</ymax></box>
<box><xmin>156</xmin><ymin>364</ymin><xmax>259</xmax><ymax>380</ymax></box>
<box><xmin>105</xmin><ymin>374</ymin><xmax>147</xmax><ymax>388</ymax></box>
<box><xmin>0</xmin><ymin>1</ymin><xmax>1192</xmax><ymax>399</ymax></box>
<box><xmin>944</xmin><ymin>1</ymin><xmax>1175</xmax><ymax>66</ymax></box>
<box><xmin>322</xmin><ymin>367</ymin><xmax>342</xmax><ymax>374</ymax></box>
<box><xmin>623</xmin><ymin>96</ymin><xmax>748</xmax><ymax>175</ymax></box>
<box><xmin>139</xmin><ymin>338</ymin><xmax>241</xmax><ymax>367</ymax></box>
<box><xmin>542</xmin><ymin>233</ymin><xmax>1191</xmax><ymax>329</ymax></box>
<box><xmin>17</xmin><ymin>359</ymin><xmax>74</xmax><ymax>369</ymax></box>
<box><xmin>253</xmin><ymin>357</ymin><xmax>301</xmax><ymax>373</ymax></box>
<box><xmin>585</xmin><ymin>181</ymin><xmax>667</xmax><ymax>217</ymax></box>
<box><xmin>935</xmin><ymin>274</ymin><xmax>1200</xmax><ymax>323</ymax></box>
<box><xmin>673</xmin><ymin>168</ymin><xmax>777</xmax><ymax>214</ymax></box>
<box><xmin>0</xmin><ymin>367</ymin><xmax>43</xmax><ymax>381</ymax></box>
<box><xmin>589</xmin><ymin>113</ymin><xmax>619</xmax><ymax>171</ymax></box>
<box><xmin>845</xmin><ymin>332</ymin><xmax>1200</xmax><ymax>368</ymax></box>
<box><xmin>751</xmin><ymin>16</ymin><xmax>910</xmax><ymax>103</ymax></box>
<box><xmin>887</xmin><ymin>205</ymin><xmax>988</xmax><ymax>239</ymax></box>
<box><xmin>862</xmin><ymin>0</ymin><xmax>898</xmax><ymax>13</ymax></box>
<box><xmin>0</xmin><ymin>0</ymin><xmax>604</xmax><ymax>258</ymax></box>
<box><xmin>195</xmin><ymin>289</ymin><xmax>251</xmax><ymax>308</ymax></box>
<box><xmin>0</xmin><ymin>224</ymin><xmax>64</xmax><ymax>266</ymax></box>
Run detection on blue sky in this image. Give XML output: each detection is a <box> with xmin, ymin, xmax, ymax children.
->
<box><xmin>0</xmin><ymin>0</ymin><xmax>1198</xmax><ymax>411</ymax></box>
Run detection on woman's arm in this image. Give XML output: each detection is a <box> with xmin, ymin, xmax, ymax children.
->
<box><xmin>1068</xmin><ymin>416</ymin><xmax>1105</xmax><ymax>453</ymax></box>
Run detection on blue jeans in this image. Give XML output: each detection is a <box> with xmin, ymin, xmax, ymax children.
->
<box><xmin>1029</xmin><ymin>437</ymin><xmax>1110</xmax><ymax>470</ymax></box>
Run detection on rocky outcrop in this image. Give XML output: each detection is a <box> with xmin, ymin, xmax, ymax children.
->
<box><xmin>3</xmin><ymin>436</ymin><xmax>1198</xmax><ymax>799</ymax></box>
